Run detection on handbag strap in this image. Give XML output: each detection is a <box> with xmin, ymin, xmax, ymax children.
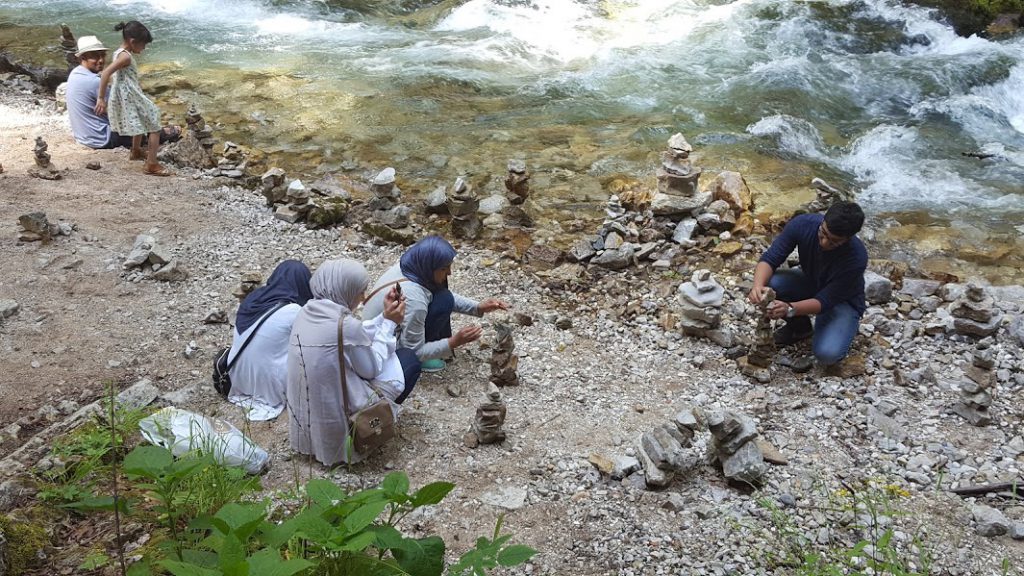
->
<box><xmin>228</xmin><ymin>301</ymin><xmax>287</xmax><ymax>370</ymax></box>
<box><xmin>336</xmin><ymin>313</ymin><xmax>354</xmax><ymax>416</ymax></box>
<box><xmin>363</xmin><ymin>278</ymin><xmax>409</xmax><ymax>305</ymax></box>
<box><xmin>337</xmin><ymin>313</ymin><xmax>389</xmax><ymax>415</ymax></box>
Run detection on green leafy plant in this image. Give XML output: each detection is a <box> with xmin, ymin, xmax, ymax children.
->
<box><xmin>448</xmin><ymin>514</ymin><xmax>538</xmax><ymax>576</ymax></box>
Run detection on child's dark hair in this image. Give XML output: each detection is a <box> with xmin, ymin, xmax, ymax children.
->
<box><xmin>823</xmin><ymin>201</ymin><xmax>865</xmax><ymax>237</ymax></box>
<box><xmin>114</xmin><ymin>21</ymin><xmax>153</xmax><ymax>44</ymax></box>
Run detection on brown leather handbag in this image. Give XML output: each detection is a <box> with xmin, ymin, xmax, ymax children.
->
<box><xmin>337</xmin><ymin>315</ymin><xmax>395</xmax><ymax>457</ymax></box>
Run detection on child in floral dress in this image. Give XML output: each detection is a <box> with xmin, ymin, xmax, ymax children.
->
<box><xmin>95</xmin><ymin>20</ymin><xmax>172</xmax><ymax>176</ymax></box>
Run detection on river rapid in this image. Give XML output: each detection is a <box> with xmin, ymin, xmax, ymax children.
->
<box><xmin>2</xmin><ymin>0</ymin><xmax>1022</xmax><ymax>280</ymax></box>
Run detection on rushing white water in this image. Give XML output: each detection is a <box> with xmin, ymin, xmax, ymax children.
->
<box><xmin>2</xmin><ymin>0</ymin><xmax>1022</xmax><ymax>227</ymax></box>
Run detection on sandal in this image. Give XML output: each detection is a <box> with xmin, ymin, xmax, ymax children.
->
<box><xmin>144</xmin><ymin>163</ymin><xmax>173</xmax><ymax>177</ymax></box>
<box><xmin>129</xmin><ymin>149</ymin><xmax>145</xmax><ymax>161</ymax></box>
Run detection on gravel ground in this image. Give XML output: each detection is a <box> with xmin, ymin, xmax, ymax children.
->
<box><xmin>1</xmin><ymin>78</ymin><xmax>1023</xmax><ymax>575</ymax></box>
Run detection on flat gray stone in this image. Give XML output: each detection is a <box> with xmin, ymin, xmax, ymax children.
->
<box><xmin>864</xmin><ymin>271</ymin><xmax>893</xmax><ymax>304</ymax></box>
<box><xmin>478</xmin><ymin>194</ymin><xmax>509</xmax><ymax>215</ymax></box>
<box><xmin>0</xmin><ymin>300</ymin><xmax>19</xmax><ymax>319</ymax></box>
<box><xmin>867</xmin><ymin>406</ymin><xmax>907</xmax><ymax>443</ymax></box>
<box><xmin>116</xmin><ymin>379</ymin><xmax>160</xmax><ymax>410</ymax></box>
<box><xmin>679</xmin><ymin>282</ymin><xmax>724</xmax><ymax>307</ymax></box>
<box><xmin>672</xmin><ymin>218</ymin><xmax>697</xmax><ymax>244</ymax></box>
<box><xmin>636</xmin><ymin>438</ymin><xmax>673</xmax><ymax>489</ymax></box>
<box><xmin>972</xmin><ymin>505</ymin><xmax>1011</xmax><ymax>537</ymax></box>
<box><xmin>650</xmin><ymin>191</ymin><xmax>710</xmax><ymax>217</ymax></box>
<box><xmin>611</xmin><ymin>456</ymin><xmax>640</xmax><ymax>480</ymax></box>
<box><xmin>721</xmin><ymin>440</ymin><xmax>767</xmax><ymax>485</ymax></box>
<box><xmin>480</xmin><ymin>486</ymin><xmax>527</xmax><ymax>510</ymax></box>
<box><xmin>591</xmin><ymin>247</ymin><xmax>632</xmax><ymax>270</ymax></box>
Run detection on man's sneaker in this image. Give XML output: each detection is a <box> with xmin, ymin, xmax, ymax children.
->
<box><xmin>421</xmin><ymin>358</ymin><xmax>446</xmax><ymax>373</ymax></box>
<box><xmin>773</xmin><ymin>323</ymin><xmax>813</xmax><ymax>346</ymax></box>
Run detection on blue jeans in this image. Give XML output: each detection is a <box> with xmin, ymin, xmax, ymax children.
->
<box><xmin>769</xmin><ymin>268</ymin><xmax>860</xmax><ymax>366</ymax></box>
<box><xmin>394</xmin><ymin>289</ymin><xmax>454</xmax><ymax>401</ymax></box>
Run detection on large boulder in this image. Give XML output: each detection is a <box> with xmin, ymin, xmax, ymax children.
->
<box><xmin>709</xmin><ymin>171</ymin><xmax>751</xmax><ymax>214</ymax></box>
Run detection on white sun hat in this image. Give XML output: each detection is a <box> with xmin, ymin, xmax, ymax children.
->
<box><xmin>75</xmin><ymin>36</ymin><xmax>109</xmax><ymax>57</ymax></box>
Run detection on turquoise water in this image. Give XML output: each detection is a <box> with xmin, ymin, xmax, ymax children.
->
<box><xmin>2</xmin><ymin>0</ymin><xmax>1023</xmax><ymax>253</ymax></box>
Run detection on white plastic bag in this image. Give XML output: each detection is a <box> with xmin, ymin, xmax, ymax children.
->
<box><xmin>138</xmin><ymin>407</ymin><xmax>269</xmax><ymax>474</ymax></box>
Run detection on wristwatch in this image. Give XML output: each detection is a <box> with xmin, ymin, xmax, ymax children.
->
<box><xmin>785</xmin><ymin>304</ymin><xmax>796</xmax><ymax>318</ymax></box>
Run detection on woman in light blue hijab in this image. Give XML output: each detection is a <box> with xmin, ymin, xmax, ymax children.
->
<box><xmin>364</xmin><ymin>235</ymin><xmax>509</xmax><ymax>377</ymax></box>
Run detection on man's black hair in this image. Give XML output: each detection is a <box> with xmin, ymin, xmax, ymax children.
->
<box><xmin>823</xmin><ymin>201</ymin><xmax>865</xmax><ymax>237</ymax></box>
<box><xmin>115</xmin><ymin>21</ymin><xmax>153</xmax><ymax>44</ymax></box>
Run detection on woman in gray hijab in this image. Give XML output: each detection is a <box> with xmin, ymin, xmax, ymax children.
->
<box><xmin>286</xmin><ymin>258</ymin><xmax>406</xmax><ymax>466</ymax></box>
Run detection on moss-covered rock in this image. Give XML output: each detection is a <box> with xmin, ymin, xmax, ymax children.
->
<box><xmin>907</xmin><ymin>0</ymin><xmax>1023</xmax><ymax>36</ymax></box>
<box><xmin>306</xmin><ymin>197</ymin><xmax>350</xmax><ymax>228</ymax></box>
<box><xmin>0</xmin><ymin>514</ymin><xmax>49</xmax><ymax>575</ymax></box>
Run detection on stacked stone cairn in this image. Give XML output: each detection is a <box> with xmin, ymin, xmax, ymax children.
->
<box><xmin>738</xmin><ymin>287</ymin><xmax>776</xmax><ymax>383</ymax></box>
<box><xmin>634</xmin><ymin>408</ymin><xmax>704</xmax><ymax>489</ymax></box>
<box><xmin>650</xmin><ymin>134</ymin><xmax>706</xmax><ymax>219</ymax></box>
<box><xmin>60</xmin><ymin>24</ymin><xmax>78</xmax><ymax>71</ymax></box>
<box><xmin>502</xmin><ymin>159</ymin><xmax>533</xmax><ymax>227</ymax></box>
<box><xmin>447</xmin><ymin>177</ymin><xmax>482</xmax><ymax>240</ymax></box>
<box><xmin>677</xmin><ymin>269</ymin><xmax>729</xmax><ymax>344</ymax></box>
<box><xmin>489</xmin><ymin>322</ymin><xmax>519</xmax><ymax>387</ymax></box>
<box><xmin>121</xmin><ymin>233</ymin><xmax>186</xmax><ymax>282</ymax></box>
<box><xmin>363</xmin><ymin>167</ymin><xmax>415</xmax><ymax>244</ymax></box>
<box><xmin>274</xmin><ymin>180</ymin><xmax>312</xmax><ymax>223</ymax></box>
<box><xmin>187</xmin><ymin>104</ymin><xmax>216</xmax><ymax>150</ymax></box>
<box><xmin>160</xmin><ymin>104</ymin><xmax>215</xmax><ymax>169</ymax></box>
<box><xmin>708</xmin><ymin>410</ymin><xmax>768</xmax><ymax>485</ymax></box>
<box><xmin>212</xmin><ymin>141</ymin><xmax>247</xmax><ymax>179</ymax></box>
<box><xmin>260</xmin><ymin>168</ymin><xmax>287</xmax><ymax>206</ymax></box>
<box><xmin>578</xmin><ymin>195</ymin><xmax>647</xmax><ymax>270</ymax></box>
<box><xmin>951</xmin><ymin>282</ymin><xmax>1002</xmax><ymax>337</ymax></box>
<box><xmin>234</xmin><ymin>272</ymin><xmax>262</xmax><ymax>300</ymax></box>
<box><xmin>951</xmin><ymin>344</ymin><xmax>996</xmax><ymax>426</ymax></box>
<box><xmin>28</xmin><ymin>136</ymin><xmax>62</xmax><ymax>180</ymax></box>
<box><xmin>463</xmin><ymin>383</ymin><xmax>507</xmax><ymax>448</ymax></box>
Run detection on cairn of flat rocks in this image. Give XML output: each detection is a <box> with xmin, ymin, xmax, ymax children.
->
<box><xmin>708</xmin><ymin>409</ymin><xmax>768</xmax><ymax>485</ymax></box>
<box><xmin>951</xmin><ymin>345</ymin><xmax>996</xmax><ymax>426</ymax></box>
<box><xmin>122</xmin><ymin>233</ymin><xmax>187</xmax><ymax>282</ymax></box>
<box><xmin>60</xmin><ymin>24</ymin><xmax>78</xmax><ymax>71</ymax></box>
<box><xmin>504</xmin><ymin>159</ymin><xmax>530</xmax><ymax>205</ymax></box>
<box><xmin>234</xmin><ymin>272</ymin><xmax>262</xmax><ymax>300</ymax></box>
<box><xmin>17</xmin><ymin>211</ymin><xmax>71</xmax><ymax>242</ymax></box>
<box><xmin>159</xmin><ymin>104</ymin><xmax>215</xmax><ymax>168</ymax></box>
<box><xmin>211</xmin><ymin>141</ymin><xmax>247</xmax><ymax>179</ymax></box>
<box><xmin>635</xmin><ymin>407</ymin><xmax>704</xmax><ymax>489</ymax></box>
<box><xmin>651</xmin><ymin>133</ymin><xmax>707</xmax><ymax>218</ymax></box>
<box><xmin>464</xmin><ymin>383</ymin><xmax>507</xmax><ymax>447</ymax></box>
<box><xmin>498</xmin><ymin>159</ymin><xmax>533</xmax><ymax>228</ymax></box>
<box><xmin>447</xmin><ymin>177</ymin><xmax>481</xmax><ymax>240</ymax></box>
<box><xmin>362</xmin><ymin>168</ymin><xmax>415</xmax><ymax>244</ymax></box>
<box><xmin>187</xmin><ymin>104</ymin><xmax>216</xmax><ymax>150</ymax></box>
<box><xmin>678</xmin><ymin>269</ymin><xmax>733</xmax><ymax>346</ymax></box>
<box><xmin>738</xmin><ymin>287</ymin><xmax>776</xmax><ymax>382</ymax></box>
<box><xmin>260</xmin><ymin>167</ymin><xmax>287</xmax><ymax>206</ymax></box>
<box><xmin>274</xmin><ymin>180</ymin><xmax>313</xmax><ymax>223</ymax></box>
<box><xmin>28</xmin><ymin>136</ymin><xmax>63</xmax><ymax>180</ymax></box>
<box><xmin>490</xmin><ymin>322</ymin><xmax>519</xmax><ymax>387</ymax></box>
<box><xmin>951</xmin><ymin>282</ymin><xmax>1002</xmax><ymax>337</ymax></box>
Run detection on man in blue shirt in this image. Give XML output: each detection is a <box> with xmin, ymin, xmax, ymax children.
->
<box><xmin>65</xmin><ymin>36</ymin><xmax>178</xmax><ymax>149</ymax></box>
<box><xmin>747</xmin><ymin>201</ymin><xmax>867</xmax><ymax>367</ymax></box>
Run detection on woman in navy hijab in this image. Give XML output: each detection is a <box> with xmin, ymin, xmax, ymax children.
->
<box><xmin>227</xmin><ymin>260</ymin><xmax>313</xmax><ymax>420</ymax></box>
<box><xmin>364</xmin><ymin>236</ymin><xmax>509</xmax><ymax>382</ymax></box>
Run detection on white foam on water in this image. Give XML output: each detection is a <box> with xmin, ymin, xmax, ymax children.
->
<box><xmin>837</xmin><ymin>124</ymin><xmax>1020</xmax><ymax>212</ymax></box>
<box><xmin>435</xmin><ymin>0</ymin><xmax>749</xmax><ymax>65</ymax></box>
<box><xmin>746</xmin><ymin>114</ymin><xmax>827</xmax><ymax>160</ymax></box>
<box><xmin>972</xmin><ymin>62</ymin><xmax>1024</xmax><ymax>135</ymax></box>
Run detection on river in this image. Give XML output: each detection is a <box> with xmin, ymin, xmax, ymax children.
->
<box><xmin>2</xmin><ymin>0</ymin><xmax>1022</xmax><ymax>280</ymax></box>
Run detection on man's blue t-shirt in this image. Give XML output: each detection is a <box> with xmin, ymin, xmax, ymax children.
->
<box><xmin>759</xmin><ymin>213</ymin><xmax>868</xmax><ymax>316</ymax></box>
<box><xmin>66</xmin><ymin>65</ymin><xmax>111</xmax><ymax>149</ymax></box>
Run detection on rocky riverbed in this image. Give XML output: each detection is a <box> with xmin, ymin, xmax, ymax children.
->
<box><xmin>1</xmin><ymin>69</ymin><xmax>1023</xmax><ymax>575</ymax></box>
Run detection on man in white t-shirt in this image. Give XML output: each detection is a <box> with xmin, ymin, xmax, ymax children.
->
<box><xmin>65</xmin><ymin>36</ymin><xmax>180</xmax><ymax>149</ymax></box>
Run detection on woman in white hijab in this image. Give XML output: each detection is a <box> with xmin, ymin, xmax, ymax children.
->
<box><xmin>286</xmin><ymin>258</ymin><xmax>407</xmax><ymax>466</ymax></box>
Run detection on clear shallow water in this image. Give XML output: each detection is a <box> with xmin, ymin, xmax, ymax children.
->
<box><xmin>2</xmin><ymin>0</ymin><xmax>1022</xmax><ymax>273</ymax></box>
